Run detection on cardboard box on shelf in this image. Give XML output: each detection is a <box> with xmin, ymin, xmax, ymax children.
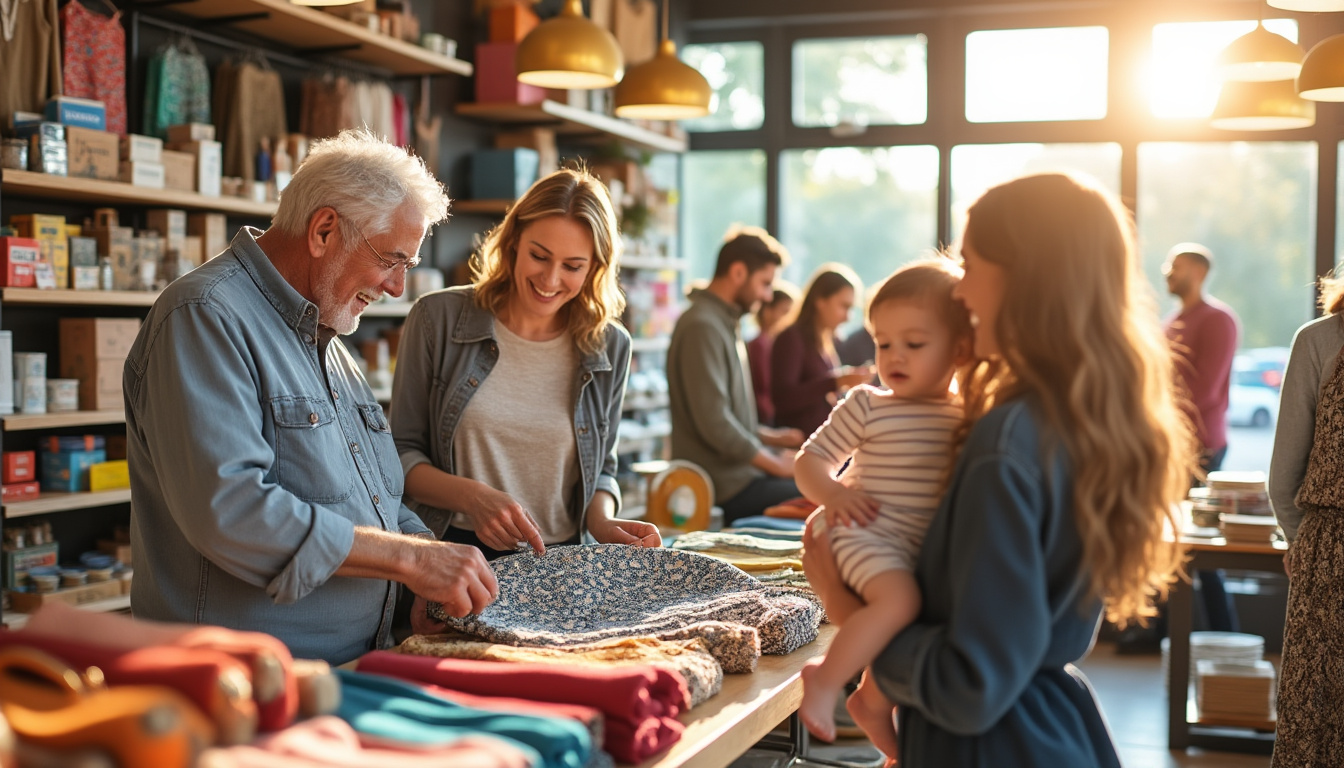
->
<box><xmin>0</xmin><ymin>236</ymin><xmax>39</xmax><ymax>288</ymax></box>
<box><xmin>89</xmin><ymin>460</ymin><xmax>129</xmax><ymax>492</ymax></box>
<box><xmin>60</xmin><ymin>318</ymin><xmax>140</xmax><ymax>362</ymax></box>
<box><xmin>9</xmin><ymin>578</ymin><xmax>122</xmax><ymax>612</ymax></box>
<box><xmin>66</xmin><ymin>126</ymin><xmax>118</xmax><ymax>181</ymax></box>
<box><xmin>188</xmin><ymin>213</ymin><xmax>227</xmax><ymax>259</ymax></box>
<box><xmin>119</xmin><ymin>160</ymin><xmax>165</xmax><ymax>189</ymax></box>
<box><xmin>39</xmin><ymin>447</ymin><xmax>107</xmax><ymax>493</ymax></box>
<box><xmin>3</xmin><ymin>451</ymin><xmax>36</xmax><ymax>484</ymax></box>
<box><xmin>471</xmin><ymin>148</ymin><xmax>540</xmax><ymax>200</ymax></box>
<box><xmin>489</xmin><ymin>2</ymin><xmax>539</xmax><ymax>42</ymax></box>
<box><xmin>165</xmin><ymin>123</ymin><xmax>215</xmax><ymax>143</ymax></box>
<box><xmin>10</xmin><ymin>214</ymin><xmax>65</xmax><ymax>240</ymax></box>
<box><xmin>44</xmin><ymin>95</ymin><xmax>106</xmax><ymax>132</ymax></box>
<box><xmin>475</xmin><ymin>42</ymin><xmax>547</xmax><ymax>104</ymax></box>
<box><xmin>495</xmin><ymin>128</ymin><xmax>558</xmax><ymax>176</ymax></box>
<box><xmin>1</xmin><ymin>481</ymin><xmax>40</xmax><ymax>503</ymax></box>
<box><xmin>179</xmin><ymin>236</ymin><xmax>203</xmax><ymax>268</ymax></box>
<box><xmin>27</xmin><ymin>135</ymin><xmax>67</xmax><ymax>175</ymax></box>
<box><xmin>160</xmin><ymin>149</ymin><xmax>196</xmax><ymax>192</ymax></box>
<box><xmin>3</xmin><ymin>543</ymin><xmax>58</xmax><ymax>587</ymax></box>
<box><xmin>120</xmin><ymin>134</ymin><xmax>162</xmax><ymax>163</ymax></box>
<box><xmin>166</xmin><ymin>140</ymin><xmax>222</xmax><ymax>197</ymax></box>
<box><xmin>146</xmin><ymin>209</ymin><xmax>187</xmax><ymax>249</ymax></box>
<box><xmin>97</xmin><ymin>540</ymin><xmax>131</xmax><ymax>565</ymax></box>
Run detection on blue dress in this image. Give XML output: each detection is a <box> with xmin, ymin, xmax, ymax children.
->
<box><xmin>871</xmin><ymin>398</ymin><xmax>1121</xmax><ymax>768</ymax></box>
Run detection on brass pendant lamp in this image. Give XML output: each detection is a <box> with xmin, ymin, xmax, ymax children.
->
<box><xmin>1218</xmin><ymin>22</ymin><xmax>1303</xmax><ymax>81</ymax></box>
<box><xmin>1212</xmin><ymin>79</ymin><xmax>1315</xmax><ymax>129</ymax></box>
<box><xmin>1298</xmin><ymin>34</ymin><xmax>1344</xmax><ymax>101</ymax></box>
<box><xmin>613</xmin><ymin>1</ymin><xmax>712</xmax><ymax>119</ymax></box>
<box><xmin>516</xmin><ymin>0</ymin><xmax>624</xmax><ymax>89</ymax></box>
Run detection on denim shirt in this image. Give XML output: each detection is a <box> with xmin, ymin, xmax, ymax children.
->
<box><xmin>389</xmin><ymin>285</ymin><xmax>629</xmax><ymax>538</ymax></box>
<box><xmin>124</xmin><ymin>227</ymin><xmax>430</xmax><ymax>666</ymax></box>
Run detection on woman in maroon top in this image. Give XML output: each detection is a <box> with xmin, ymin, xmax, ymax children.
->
<box><xmin>746</xmin><ymin>283</ymin><xmax>799</xmax><ymax>426</ymax></box>
<box><xmin>771</xmin><ymin>264</ymin><xmax>874</xmax><ymax>435</ymax></box>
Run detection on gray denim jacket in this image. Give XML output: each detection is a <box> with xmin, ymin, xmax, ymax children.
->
<box><xmin>390</xmin><ymin>285</ymin><xmax>629</xmax><ymax>538</ymax></box>
<box><xmin>124</xmin><ymin>227</ymin><xmax>430</xmax><ymax>666</ymax></box>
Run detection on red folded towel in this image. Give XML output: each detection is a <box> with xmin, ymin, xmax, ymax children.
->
<box><xmin>414</xmin><ymin>683</ymin><xmax>604</xmax><ymax>744</ymax></box>
<box><xmin>356</xmin><ymin>651</ymin><xmax>688</xmax><ymax>762</ymax></box>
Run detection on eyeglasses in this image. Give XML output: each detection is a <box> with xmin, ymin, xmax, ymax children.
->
<box><xmin>352</xmin><ymin>225</ymin><xmax>421</xmax><ymax>275</ymax></box>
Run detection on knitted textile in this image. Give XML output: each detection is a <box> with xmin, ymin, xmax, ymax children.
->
<box><xmin>428</xmin><ymin>546</ymin><xmax>821</xmax><ymax>669</ymax></box>
<box><xmin>396</xmin><ymin>633</ymin><xmax>723</xmax><ymax>706</ymax></box>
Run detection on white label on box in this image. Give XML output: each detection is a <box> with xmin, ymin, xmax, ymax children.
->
<box><xmin>13</xmin><ymin>352</ymin><xmax>45</xmax><ymax>379</ymax></box>
<box><xmin>71</xmin><ymin>265</ymin><xmax>100</xmax><ymax>290</ymax></box>
<box><xmin>121</xmin><ymin>134</ymin><xmax>163</xmax><ymax>163</ymax></box>
<box><xmin>18</xmin><ymin>377</ymin><xmax>45</xmax><ymax>414</ymax></box>
<box><xmin>121</xmin><ymin>161</ymin><xmax>165</xmax><ymax>189</ymax></box>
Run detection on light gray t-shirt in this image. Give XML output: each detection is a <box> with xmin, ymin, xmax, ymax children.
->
<box><xmin>451</xmin><ymin>320</ymin><xmax>581</xmax><ymax>544</ymax></box>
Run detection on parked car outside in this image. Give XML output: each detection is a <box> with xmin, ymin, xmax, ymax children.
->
<box><xmin>1228</xmin><ymin>350</ymin><xmax>1286</xmax><ymax>428</ymax></box>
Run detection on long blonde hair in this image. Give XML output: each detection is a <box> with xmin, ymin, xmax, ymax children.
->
<box><xmin>471</xmin><ymin>168</ymin><xmax>625</xmax><ymax>355</ymax></box>
<box><xmin>959</xmin><ymin>173</ymin><xmax>1196</xmax><ymax>626</ymax></box>
<box><xmin>1320</xmin><ymin>270</ymin><xmax>1344</xmax><ymax>315</ymax></box>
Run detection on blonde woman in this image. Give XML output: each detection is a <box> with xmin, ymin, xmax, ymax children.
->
<box><xmin>1268</xmin><ymin>274</ymin><xmax>1344</xmax><ymax>767</ymax></box>
<box><xmin>391</xmin><ymin>169</ymin><xmax>661</xmax><ymax>568</ymax></box>
<box><xmin>803</xmin><ymin>173</ymin><xmax>1195</xmax><ymax>767</ymax></box>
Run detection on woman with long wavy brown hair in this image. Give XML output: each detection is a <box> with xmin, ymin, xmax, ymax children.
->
<box><xmin>803</xmin><ymin>173</ymin><xmax>1195</xmax><ymax>767</ymax></box>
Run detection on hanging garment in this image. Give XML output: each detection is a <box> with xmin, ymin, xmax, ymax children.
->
<box><xmin>336</xmin><ymin>670</ymin><xmax>590</xmax><ymax>768</ymax></box>
<box><xmin>357</xmin><ymin>652</ymin><xmax>684</xmax><ymax>764</ymax></box>
<box><xmin>395</xmin><ymin>633</ymin><xmax>722</xmax><ymax>707</ymax></box>
<box><xmin>220</xmin><ymin>59</ymin><xmax>286</xmax><ymax>182</ymax></box>
<box><xmin>60</xmin><ymin>0</ymin><xmax>125</xmax><ymax>134</ymax></box>
<box><xmin>142</xmin><ymin>41</ymin><xmax>210</xmax><ymax>139</ymax></box>
<box><xmin>199</xmin><ymin>715</ymin><xmax>534</xmax><ymax>768</ymax></box>
<box><xmin>1</xmin><ymin>0</ymin><xmax>62</xmax><ymax>125</ymax></box>
<box><xmin>428</xmin><ymin>545</ymin><xmax>822</xmax><ymax>661</ymax></box>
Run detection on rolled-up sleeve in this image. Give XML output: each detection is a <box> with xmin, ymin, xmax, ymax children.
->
<box><xmin>1269</xmin><ymin>326</ymin><xmax>1329</xmax><ymax>543</ymax></box>
<box><xmin>598</xmin><ymin>330</ymin><xmax>631</xmax><ymax>510</ymax></box>
<box><xmin>390</xmin><ymin>301</ymin><xmax>438</xmax><ymax>477</ymax></box>
<box><xmin>871</xmin><ymin>453</ymin><xmax>1051</xmax><ymax>735</ymax></box>
<box><xmin>133</xmin><ymin>301</ymin><xmax>354</xmax><ymax>604</ymax></box>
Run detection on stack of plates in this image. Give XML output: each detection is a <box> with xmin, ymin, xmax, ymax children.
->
<box><xmin>1161</xmin><ymin>632</ymin><xmax>1265</xmax><ymax>689</ymax></box>
<box><xmin>1222</xmin><ymin>514</ymin><xmax>1280</xmax><ymax>544</ymax></box>
<box><xmin>1203</xmin><ymin>471</ymin><xmax>1273</xmax><ymax>516</ymax></box>
<box><xmin>1196</xmin><ymin>659</ymin><xmax>1276</xmax><ymax>722</ymax></box>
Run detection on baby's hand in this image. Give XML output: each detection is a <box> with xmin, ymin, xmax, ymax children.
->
<box><xmin>823</xmin><ymin>486</ymin><xmax>880</xmax><ymax>527</ymax></box>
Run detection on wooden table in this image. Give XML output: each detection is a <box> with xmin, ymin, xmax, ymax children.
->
<box><xmin>633</xmin><ymin>624</ymin><xmax>838</xmax><ymax>768</ymax></box>
<box><xmin>1167</xmin><ymin>537</ymin><xmax>1286</xmax><ymax>754</ymax></box>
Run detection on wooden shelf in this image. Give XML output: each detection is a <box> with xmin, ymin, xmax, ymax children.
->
<box><xmin>453</xmin><ymin>199</ymin><xmax>512</xmax><ymax>215</ymax></box>
<box><xmin>2</xmin><ymin>169</ymin><xmax>276</xmax><ymax>217</ymax></box>
<box><xmin>362</xmin><ymin>301</ymin><xmax>413</xmax><ymax>318</ymax></box>
<box><xmin>630</xmin><ymin>336</ymin><xmax>670</xmax><ymax>353</ymax></box>
<box><xmin>3</xmin><ymin>594</ymin><xmax>131</xmax><ymax>630</ymax></box>
<box><xmin>4</xmin><ymin>410</ymin><xmax>125</xmax><ymax>432</ymax></box>
<box><xmin>3</xmin><ymin>489</ymin><xmax>132</xmax><ymax>519</ymax></box>
<box><xmin>159</xmin><ymin>0</ymin><xmax>471</xmax><ymax>77</ymax></box>
<box><xmin>2</xmin><ymin>287</ymin><xmax>160</xmax><ymax>307</ymax></box>
<box><xmin>456</xmin><ymin>101</ymin><xmax>687</xmax><ymax>154</ymax></box>
<box><xmin>621</xmin><ymin>255</ymin><xmax>687</xmax><ymax>272</ymax></box>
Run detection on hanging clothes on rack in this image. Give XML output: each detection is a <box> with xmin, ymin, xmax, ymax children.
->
<box><xmin>1</xmin><ymin>0</ymin><xmax>62</xmax><ymax>126</ymax></box>
<box><xmin>216</xmin><ymin>55</ymin><xmax>286</xmax><ymax>183</ymax></box>
<box><xmin>142</xmin><ymin>37</ymin><xmax>210</xmax><ymax>139</ymax></box>
<box><xmin>60</xmin><ymin>0</ymin><xmax>126</xmax><ymax>135</ymax></box>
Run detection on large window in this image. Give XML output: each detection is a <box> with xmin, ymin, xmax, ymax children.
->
<box><xmin>682</xmin><ymin>42</ymin><xmax>765</xmax><ymax>132</ymax></box>
<box><xmin>779</xmin><ymin>146</ymin><xmax>939</xmax><ymax>294</ymax></box>
<box><xmin>949</xmin><ymin>143</ymin><xmax>1123</xmax><ymax>239</ymax></box>
<box><xmin>1148</xmin><ymin>19</ymin><xmax>1299</xmax><ymax>120</ymax></box>
<box><xmin>965</xmin><ymin>27</ymin><xmax>1109</xmax><ymax>123</ymax></box>
<box><xmin>681</xmin><ymin>150</ymin><xmax>768</xmax><ymax>282</ymax></box>
<box><xmin>792</xmin><ymin>35</ymin><xmax>928</xmax><ymax>128</ymax></box>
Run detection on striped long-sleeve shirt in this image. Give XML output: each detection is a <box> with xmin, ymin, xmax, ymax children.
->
<box><xmin>802</xmin><ymin>384</ymin><xmax>962</xmax><ymax>513</ymax></box>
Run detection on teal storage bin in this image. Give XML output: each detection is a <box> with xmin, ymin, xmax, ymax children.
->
<box><xmin>471</xmin><ymin>148</ymin><xmax>540</xmax><ymax>200</ymax></box>
<box><xmin>39</xmin><ymin>448</ymin><xmax>107</xmax><ymax>493</ymax></box>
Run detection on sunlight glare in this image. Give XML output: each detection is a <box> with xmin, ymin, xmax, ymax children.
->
<box><xmin>1147</xmin><ymin>19</ymin><xmax>1298</xmax><ymax>120</ymax></box>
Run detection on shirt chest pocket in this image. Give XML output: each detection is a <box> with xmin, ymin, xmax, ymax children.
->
<box><xmin>269</xmin><ymin>396</ymin><xmax>355</xmax><ymax>504</ymax></box>
<box><xmin>356</xmin><ymin>403</ymin><xmax>404</xmax><ymax>496</ymax></box>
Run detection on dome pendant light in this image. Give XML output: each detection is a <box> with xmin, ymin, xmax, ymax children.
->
<box><xmin>1218</xmin><ymin>22</ymin><xmax>1303</xmax><ymax>82</ymax></box>
<box><xmin>614</xmin><ymin>1</ymin><xmax>712</xmax><ymax>120</ymax></box>
<box><xmin>1267</xmin><ymin>0</ymin><xmax>1344</xmax><ymax>10</ymax></box>
<box><xmin>516</xmin><ymin>0</ymin><xmax>624</xmax><ymax>89</ymax></box>
<box><xmin>1297</xmin><ymin>34</ymin><xmax>1344</xmax><ymax>101</ymax></box>
<box><xmin>1211</xmin><ymin>79</ymin><xmax>1315</xmax><ymax>130</ymax></box>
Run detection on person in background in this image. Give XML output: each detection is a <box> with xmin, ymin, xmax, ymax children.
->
<box><xmin>837</xmin><ymin>324</ymin><xmax>876</xmax><ymax>370</ymax></box>
<box><xmin>747</xmin><ymin>282</ymin><xmax>799</xmax><ymax>426</ymax></box>
<box><xmin>126</xmin><ymin>129</ymin><xmax>498</xmax><ymax>666</ymax></box>
<box><xmin>796</xmin><ymin>259</ymin><xmax>972</xmax><ymax>758</ymax></box>
<box><xmin>1267</xmin><ymin>273</ymin><xmax>1344</xmax><ymax>767</ymax></box>
<box><xmin>771</xmin><ymin>263</ymin><xmax>875</xmax><ymax>436</ymax></box>
<box><xmin>1163</xmin><ymin>243</ymin><xmax>1241</xmax><ymax>634</ymax></box>
<box><xmin>668</xmin><ymin>225</ymin><xmax>807</xmax><ymax>524</ymax></box>
<box><xmin>391</xmin><ymin>168</ymin><xmax>661</xmax><ymax>568</ymax></box>
<box><xmin>803</xmin><ymin>173</ymin><xmax>1196</xmax><ymax>767</ymax></box>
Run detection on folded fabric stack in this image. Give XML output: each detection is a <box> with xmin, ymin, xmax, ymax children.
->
<box><xmin>1220</xmin><ymin>514</ymin><xmax>1279</xmax><ymax>545</ymax></box>
<box><xmin>1195</xmin><ymin>659</ymin><xmax>1276</xmax><ymax>723</ymax></box>
<box><xmin>356</xmin><ymin>651</ymin><xmax>687</xmax><ymax>764</ymax></box>
<box><xmin>429</xmin><ymin>545</ymin><xmax>822</xmax><ymax>671</ymax></box>
<box><xmin>762</xmin><ymin>497</ymin><xmax>818</xmax><ymax>520</ymax></box>
<box><xmin>395</xmin><ymin>632</ymin><xmax>723</xmax><ymax>707</ymax></box>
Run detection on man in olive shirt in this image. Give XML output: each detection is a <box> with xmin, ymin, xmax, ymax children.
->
<box><xmin>668</xmin><ymin>226</ymin><xmax>805</xmax><ymax>523</ymax></box>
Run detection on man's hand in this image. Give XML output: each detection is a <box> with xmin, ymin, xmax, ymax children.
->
<box><xmin>589</xmin><ymin>517</ymin><xmax>662</xmax><ymax>548</ymax></box>
<box><xmin>403</xmin><ymin>539</ymin><xmax>498</xmax><ymax>619</ymax></box>
<box><xmin>751</xmin><ymin>447</ymin><xmax>796</xmax><ymax>477</ymax></box>
<box><xmin>760</xmin><ymin>426</ymin><xmax>806</xmax><ymax>449</ymax></box>
<box><xmin>409</xmin><ymin>595</ymin><xmax>448</xmax><ymax>636</ymax></box>
<box><xmin>461</xmin><ymin>480</ymin><xmax>545</xmax><ymax>555</ymax></box>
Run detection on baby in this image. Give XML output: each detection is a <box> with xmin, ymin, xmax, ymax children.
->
<box><xmin>797</xmin><ymin>258</ymin><xmax>973</xmax><ymax>757</ymax></box>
